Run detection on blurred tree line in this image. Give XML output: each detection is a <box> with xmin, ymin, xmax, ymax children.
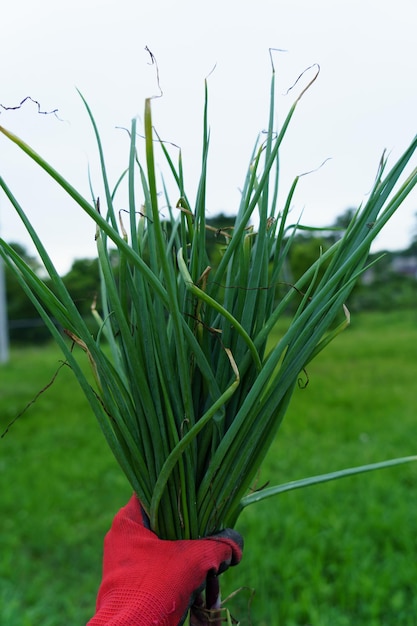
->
<box><xmin>4</xmin><ymin>210</ymin><xmax>417</xmax><ymax>344</ymax></box>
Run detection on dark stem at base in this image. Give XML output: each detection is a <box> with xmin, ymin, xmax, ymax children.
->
<box><xmin>190</xmin><ymin>574</ymin><xmax>222</xmax><ymax>625</ymax></box>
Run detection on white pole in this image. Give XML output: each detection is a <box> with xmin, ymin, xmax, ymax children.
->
<box><xmin>0</xmin><ymin>254</ymin><xmax>9</xmax><ymax>364</ymax></box>
<box><xmin>0</xmin><ymin>197</ymin><xmax>9</xmax><ymax>363</ymax></box>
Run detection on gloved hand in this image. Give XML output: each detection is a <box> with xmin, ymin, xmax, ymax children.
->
<box><xmin>87</xmin><ymin>495</ymin><xmax>243</xmax><ymax>626</ymax></box>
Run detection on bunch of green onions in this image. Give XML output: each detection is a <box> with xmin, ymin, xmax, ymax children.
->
<box><xmin>1</xmin><ymin>70</ymin><xmax>416</xmax><ymax>547</ymax></box>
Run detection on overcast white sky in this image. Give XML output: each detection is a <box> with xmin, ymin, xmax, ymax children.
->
<box><xmin>1</xmin><ymin>0</ymin><xmax>416</xmax><ymax>274</ymax></box>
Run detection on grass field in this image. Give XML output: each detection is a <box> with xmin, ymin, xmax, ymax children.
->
<box><xmin>1</xmin><ymin>310</ymin><xmax>416</xmax><ymax>625</ymax></box>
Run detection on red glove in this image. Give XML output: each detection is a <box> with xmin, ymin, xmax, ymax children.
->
<box><xmin>87</xmin><ymin>495</ymin><xmax>243</xmax><ymax>626</ymax></box>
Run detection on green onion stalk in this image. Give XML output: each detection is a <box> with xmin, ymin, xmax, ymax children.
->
<box><xmin>1</xmin><ymin>68</ymin><xmax>416</xmax><ymax>621</ymax></box>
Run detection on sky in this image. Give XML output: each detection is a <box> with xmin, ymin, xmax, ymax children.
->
<box><xmin>0</xmin><ymin>0</ymin><xmax>416</xmax><ymax>274</ymax></box>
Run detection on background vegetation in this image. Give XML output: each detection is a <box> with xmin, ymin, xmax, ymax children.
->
<box><xmin>1</xmin><ymin>309</ymin><xmax>416</xmax><ymax>625</ymax></box>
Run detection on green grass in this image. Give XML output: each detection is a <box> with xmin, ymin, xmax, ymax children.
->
<box><xmin>1</xmin><ymin>310</ymin><xmax>416</xmax><ymax>625</ymax></box>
